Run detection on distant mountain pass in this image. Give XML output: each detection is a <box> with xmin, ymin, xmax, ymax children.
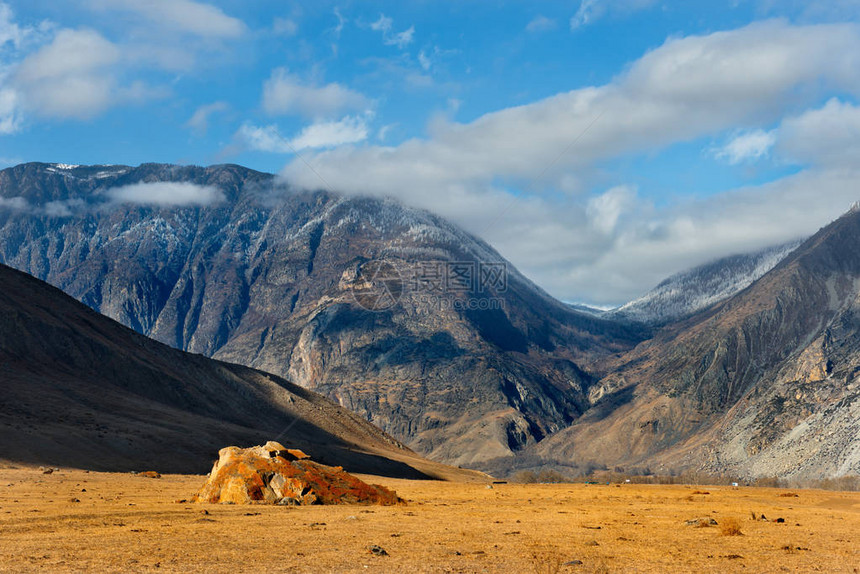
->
<box><xmin>536</xmin><ymin>209</ymin><xmax>860</xmax><ymax>480</ymax></box>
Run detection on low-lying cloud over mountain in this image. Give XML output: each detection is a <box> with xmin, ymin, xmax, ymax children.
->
<box><xmin>3</xmin><ymin>4</ymin><xmax>860</xmax><ymax>308</ymax></box>
<box><xmin>105</xmin><ymin>181</ymin><xmax>225</xmax><ymax>206</ymax></box>
<box><xmin>279</xmin><ymin>21</ymin><xmax>860</xmax><ymax>305</ymax></box>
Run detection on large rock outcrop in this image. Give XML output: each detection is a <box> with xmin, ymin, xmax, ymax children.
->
<box><xmin>193</xmin><ymin>442</ymin><xmax>402</xmax><ymax>505</ymax></box>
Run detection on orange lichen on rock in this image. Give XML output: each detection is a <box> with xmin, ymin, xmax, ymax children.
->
<box><xmin>192</xmin><ymin>442</ymin><xmax>402</xmax><ymax>506</ymax></box>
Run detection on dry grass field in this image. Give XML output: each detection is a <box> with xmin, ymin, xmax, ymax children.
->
<box><xmin>0</xmin><ymin>466</ymin><xmax>858</xmax><ymax>573</ymax></box>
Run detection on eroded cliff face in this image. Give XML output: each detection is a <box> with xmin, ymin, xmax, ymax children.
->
<box><xmin>534</xmin><ymin>210</ymin><xmax>860</xmax><ymax>479</ymax></box>
<box><xmin>0</xmin><ymin>163</ymin><xmax>645</xmax><ymax>466</ymax></box>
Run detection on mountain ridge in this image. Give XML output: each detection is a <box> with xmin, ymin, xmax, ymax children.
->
<box><xmin>533</xmin><ymin>208</ymin><xmax>860</xmax><ymax>479</ymax></box>
<box><xmin>0</xmin><ymin>162</ymin><xmax>646</xmax><ymax>467</ymax></box>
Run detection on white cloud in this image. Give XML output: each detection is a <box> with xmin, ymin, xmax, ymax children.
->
<box><xmin>279</xmin><ymin>21</ymin><xmax>860</xmax><ymax>304</ymax></box>
<box><xmin>571</xmin><ymin>0</ymin><xmax>599</xmax><ymax>29</ymax></box>
<box><xmin>0</xmin><ymin>88</ymin><xmax>20</xmax><ymax>133</ymax></box>
<box><xmin>261</xmin><ymin>68</ymin><xmax>371</xmax><ymax>119</ymax></box>
<box><xmin>418</xmin><ymin>50</ymin><xmax>431</xmax><ymax>71</ymax></box>
<box><xmin>331</xmin><ymin>8</ymin><xmax>345</xmax><ymax>38</ymax></box>
<box><xmin>289</xmin><ymin>115</ymin><xmax>370</xmax><ymax>151</ymax></box>
<box><xmin>587</xmin><ymin>185</ymin><xmax>637</xmax><ymax>234</ymax></box>
<box><xmin>392</xmin><ymin>27</ymin><xmax>415</xmax><ymax>49</ymax></box>
<box><xmin>6</xmin><ymin>26</ymin><xmax>167</xmax><ymax>123</ymax></box>
<box><xmin>412</xmin><ymin>46</ymin><xmax>459</xmax><ymax>75</ymax></box>
<box><xmin>370</xmin><ymin>14</ymin><xmax>415</xmax><ymax>49</ymax></box>
<box><xmin>563</xmin><ymin>168</ymin><xmax>860</xmax><ymax>304</ymax></box>
<box><xmin>0</xmin><ymin>3</ymin><xmax>24</xmax><ymax>48</ymax></box>
<box><xmin>238</xmin><ymin>114</ymin><xmax>370</xmax><ymax>153</ymax></box>
<box><xmin>15</xmin><ymin>28</ymin><xmax>119</xmax><ymax>83</ymax></box>
<box><xmin>571</xmin><ymin>0</ymin><xmax>658</xmax><ymax>30</ymax></box>
<box><xmin>284</xmin><ymin>22</ymin><xmax>860</xmax><ymax>195</ymax></box>
<box><xmin>370</xmin><ymin>14</ymin><xmax>392</xmax><ymax>34</ymax></box>
<box><xmin>186</xmin><ymin>101</ymin><xmax>228</xmax><ymax>136</ymax></box>
<box><xmin>777</xmin><ymin>98</ymin><xmax>860</xmax><ymax>167</ymax></box>
<box><xmin>237</xmin><ymin>124</ymin><xmax>292</xmax><ymax>154</ymax></box>
<box><xmin>714</xmin><ymin>129</ymin><xmax>776</xmax><ymax>164</ymax></box>
<box><xmin>0</xmin><ymin>3</ymin><xmax>52</xmax><ymax>50</ymax></box>
<box><xmin>0</xmin><ymin>194</ymin><xmax>77</xmax><ymax>216</ymax></box>
<box><xmin>89</xmin><ymin>0</ymin><xmax>245</xmax><ymax>38</ymax></box>
<box><xmin>106</xmin><ymin>182</ymin><xmax>225</xmax><ymax>206</ymax></box>
<box><xmin>0</xmin><ymin>196</ymin><xmax>28</xmax><ymax>210</ymax></box>
<box><xmin>13</xmin><ymin>28</ymin><xmax>120</xmax><ymax>119</ymax></box>
<box><xmin>527</xmin><ymin>15</ymin><xmax>558</xmax><ymax>33</ymax></box>
<box><xmin>273</xmin><ymin>17</ymin><xmax>298</xmax><ymax>36</ymax></box>
<box><xmin>44</xmin><ymin>198</ymin><xmax>86</xmax><ymax>217</ymax></box>
<box><xmin>0</xmin><ymin>2</ymin><xmax>216</xmax><ymax>129</ymax></box>
<box><xmin>377</xmin><ymin>123</ymin><xmax>396</xmax><ymax>141</ymax></box>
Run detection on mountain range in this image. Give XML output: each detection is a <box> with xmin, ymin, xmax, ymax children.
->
<box><xmin>0</xmin><ymin>162</ymin><xmax>857</xmax><ymax>480</ymax></box>
<box><xmin>534</xmin><ymin>209</ymin><xmax>860</xmax><ymax>480</ymax></box>
<box><xmin>0</xmin><ymin>162</ymin><xmax>644</xmax><ymax>467</ymax></box>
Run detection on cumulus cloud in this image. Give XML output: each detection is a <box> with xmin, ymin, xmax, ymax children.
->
<box><xmin>279</xmin><ymin>21</ymin><xmax>860</xmax><ymax>304</ymax></box>
<box><xmin>262</xmin><ymin>68</ymin><xmax>371</xmax><ymax>119</ymax></box>
<box><xmin>238</xmin><ymin>114</ymin><xmax>370</xmax><ymax>153</ymax></box>
<box><xmin>237</xmin><ymin>124</ymin><xmax>291</xmax><ymax>154</ymax></box>
<box><xmin>777</xmin><ymin>98</ymin><xmax>860</xmax><ymax>168</ymax></box>
<box><xmin>289</xmin><ymin>115</ymin><xmax>370</xmax><ymax>150</ymax></box>
<box><xmin>88</xmin><ymin>0</ymin><xmax>245</xmax><ymax>38</ymax></box>
<box><xmin>370</xmin><ymin>14</ymin><xmax>414</xmax><ymax>49</ymax></box>
<box><xmin>186</xmin><ymin>101</ymin><xmax>228</xmax><ymax>136</ymax></box>
<box><xmin>7</xmin><ymin>27</ymin><xmax>166</xmax><ymax>122</ymax></box>
<box><xmin>12</xmin><ymin>28</ymin><xmax>119</xmax><ymax>119</ymax></box>
<box><xmin>106</xmin><ymin>182</ymin><xmax>225</xmax><ymax>207</ymax></box>
<box><xmin>714</xmin><ymin>129</ymin><xmax>776</xmax><ymax>164</ymax></box>
<box><xmin>562</xmin><ymin>168</ymin><xmax>860</xmax><ymax>303</ymax></box>
<box><xmin>586</xmin><ymin>185</ymin><xmax>637</xmax><ymax>234</ymax></box>
<box><xmin>284</xmin><ymin>22</ymin><xmax>860</xmax><ymax>194</ymax></box>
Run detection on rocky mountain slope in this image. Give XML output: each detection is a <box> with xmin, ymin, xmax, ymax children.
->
<box><xmin>533</xmin><ymin>208</ymin><xmax>860</xmax><ymax>480</ymax></box>
<box><xmin>0</xmin><ymin>261</ymin><xmax>472</xmax><ymax>479</ymax></box>
<box><xmin>607</xmin><ymin>240</ymin><xmax>804</xmax><ymax>325</ymax></box>
<box><xmin>0</xmin><ymin>163</ymin><xmax>646</xmax><ymax>466</ymax></box>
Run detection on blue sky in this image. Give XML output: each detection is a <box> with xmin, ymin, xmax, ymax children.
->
<box><xmin>2</xmin><ymin>1</ymin><xmax>860</xmax><ymax>305</ymax></box>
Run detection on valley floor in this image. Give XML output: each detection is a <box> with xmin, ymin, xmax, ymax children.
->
<box><xmin>0</xmin><ymin>466</ymin><xmax>858</xmax><ymax>573</ymax></box>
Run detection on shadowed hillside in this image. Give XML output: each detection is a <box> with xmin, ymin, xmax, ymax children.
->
<box><xmin>0</xmin><ymin>262</ymin><xmax>478</xmax><ymax>480</ymax></box>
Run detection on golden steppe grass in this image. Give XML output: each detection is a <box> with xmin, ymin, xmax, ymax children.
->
<box><xmin>0</xmin><ymin>466</ymin><xmax>858</xmax><ymax>573</ymax></box>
